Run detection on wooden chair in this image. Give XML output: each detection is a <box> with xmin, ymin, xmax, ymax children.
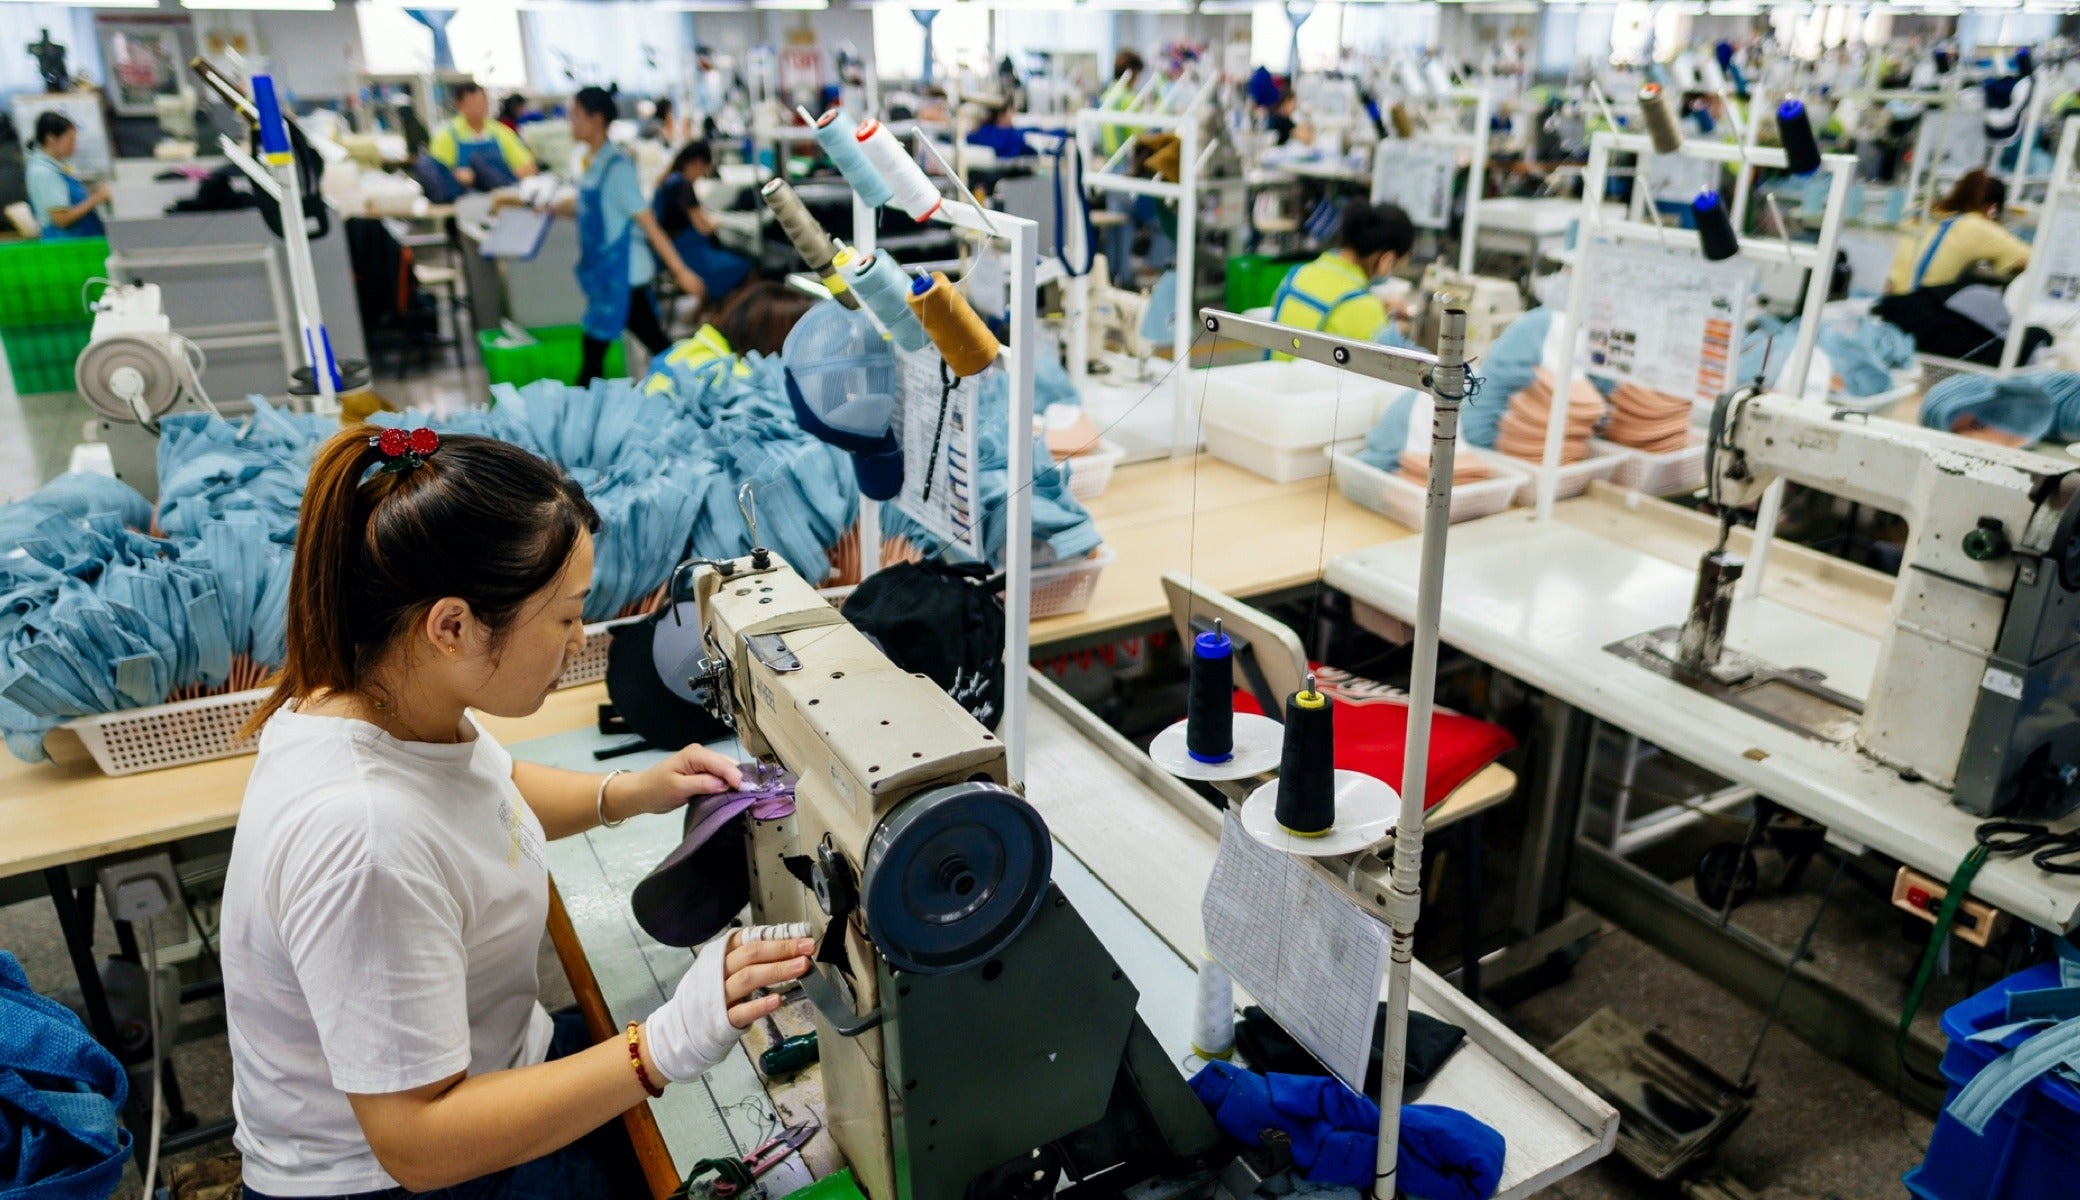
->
<box><xmin>1161</xmin><ymin>571</ymin><xmax>1516</xmax><ymax>999</ymax></box>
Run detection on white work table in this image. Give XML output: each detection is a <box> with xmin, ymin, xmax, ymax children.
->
<box><xmin>529</xmin><ymin>680</ymin><xmax>1615</xmax><ymax>1198</ymax></box>
<box><xmin>1324</xmin><ymin>492</ymin><xmax>2080</xmax><ymax>934</ymax></box>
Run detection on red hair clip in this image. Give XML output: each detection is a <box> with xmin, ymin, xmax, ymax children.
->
<box><xmin>370</xmin><ymin>426</ymin><xmax>440</xmax><ymax>472</ymax></box>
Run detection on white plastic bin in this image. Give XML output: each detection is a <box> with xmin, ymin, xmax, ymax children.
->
<box><xmin>1199</xmin><ymin>360</ymin><xmax>1402</xmax><ymax>483</ymax></box>
<box><xmin>1496</xmin><ymin>449</ymin><xmax>1628</xmax><ymax>505</ymax></box>
<box><xmin>1326</xmin><ymin>440</ymin><xmax>1526</xmax><ymax>526</ymax></box>
<box><xmin>1590</xmin><ymin>438</ymin><xmax>1707</xmax><ymax>496</ymax></box>
<box><xmin>1059</xmin><ymin>439</ymin><xmax>1126</xmax><ymax>500</ymax></box>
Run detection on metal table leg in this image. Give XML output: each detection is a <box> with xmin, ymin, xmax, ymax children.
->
<box><xmin>44</xmin><ymin>867</ymin><xmax>120</xmax><ymax>1049</ymax></box>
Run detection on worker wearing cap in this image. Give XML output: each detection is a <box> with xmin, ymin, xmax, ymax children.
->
<box><xmin>1270</xmin><ymin>202</ymin><xmax>1415</xmax><ymax>344</ymax></box>
<box><xmin>428</xmin><ymin>82</ymin><xmax>537</xmax><ymax>191</ymax></box>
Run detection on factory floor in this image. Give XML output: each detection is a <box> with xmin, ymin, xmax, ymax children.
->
<box><xmin>2</xmin><ymin>367</ymin><xmax>1944</xmax><ymax>1199</ymax></box>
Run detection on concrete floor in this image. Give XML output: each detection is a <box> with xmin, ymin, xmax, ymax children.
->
<box><xmin>0</xmin><ymin>360</ymin><xmax>1954</xmax><ymax>1199</ymax></box>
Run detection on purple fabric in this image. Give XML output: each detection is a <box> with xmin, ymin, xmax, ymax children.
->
<box><xmin>629</xmin><ymin>763</ymin><xmax>796</xmax><ymax>948</ymax></box>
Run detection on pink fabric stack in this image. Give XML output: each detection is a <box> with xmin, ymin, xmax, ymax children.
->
<box><xmin>1494</xmin><ymin>368</ymin><xmax>1606</xmax><ymax>465</ymax></box>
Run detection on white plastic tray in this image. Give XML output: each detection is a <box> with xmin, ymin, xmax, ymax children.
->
<box><xmin>1325</xmin><ymin>440</ymin><xmax>1526</xmax><ymax>526</ymax></box>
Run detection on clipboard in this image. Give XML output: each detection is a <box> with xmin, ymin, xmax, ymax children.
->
<box><xmin>481</xmin><ymin>207</ymin><xmax>555</xmax><ymax>260</ymax></box>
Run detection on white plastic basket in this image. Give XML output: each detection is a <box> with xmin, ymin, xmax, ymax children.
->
<box><xmin>57</xmin><ymin>621</ymin><xmax>624</xmax><ymax>777</ymax></box>
<box><xmin>1497</xmin><ymin>450</ymin><xmax>1628</xmax><ymax>506</ymax></box>
<box><xmin>1203</xmin><ymin>419</ymin><xmax>1335</xmax><ymax>483</ymax></box>
<box><xmin>1060</xmin><ymin>439</ymin><xmax>1126</xmax><ymax>501</ymax></box>
<box><xmin>1325</xmin><ymin>441</ymin><xmax>1525</xmax><ymax>527</ymax></box>
<box><xmin>1030</xmin><ymin>547</ymin><xmax>1116</xmax><ymax>618</ymax></box>
<box><xmin>1590</xmin><ymin>438</ymin><xmax>1707</xmax><ymax>496</ymax></box>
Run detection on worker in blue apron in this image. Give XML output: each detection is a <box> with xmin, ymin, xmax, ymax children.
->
<box><xmin>651</xmin><ymin>140</ymin><xmax>752</xmax><ymax>303</ymax></box>
<box><xmin>426</xmin><ymin>82</ymin><xmax>536</xmax><ymax>191</ymax></box>
<box><xmin>549</xmin><ymin>88</ymin><xmax>704</xmax><ymax>385</ymax></box>
<box><xmin>25</xmin><ymin>112</ymin><xmax>108</xmax><ymax>240</ymax></box>
<box><xmin>1270</xmin><ymin>202</ymin><xmax>1416</xmax><ymax>346</ymax></box>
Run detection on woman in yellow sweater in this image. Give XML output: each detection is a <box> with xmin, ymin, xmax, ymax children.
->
<box><xmin>1887</xmin><ymin>170</ymin><xmax>2030</xmax><ymax>293</ymax></box>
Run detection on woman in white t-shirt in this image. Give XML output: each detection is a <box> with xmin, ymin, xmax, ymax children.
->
<box><xmin>220</xmin><ymin>425</ymin><xmax>813</xmax><ymax>1199</ymax></box>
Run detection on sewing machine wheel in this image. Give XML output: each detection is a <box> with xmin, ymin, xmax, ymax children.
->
<box><xmin>861</xmin><ymin>781</ymin><xmax>1053</xmax><ymax>976</ymax></box>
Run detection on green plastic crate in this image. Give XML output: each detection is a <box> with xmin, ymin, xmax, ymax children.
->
<box><xmin>2</xmin><ymin>321</ymin><xmax>92</xmax><ymax>394</ymax></box>
<box><xmin>0</xmin><ymin>238</ymin><xmax>109</xmax><ymax>328</ymax></box>
<box><xmin>783</xmin><ymin>1170</ymin><xmax>865</xmax><ymax>1199</ymax></box>
<box><xmin>1224</xmin><ymin>253</ymin><xmax>1308</xmax><ymax>314</ymax></box>
<box><xmin>477</xmin><ymin>324</ymin><xmax>626</xmax><ymax>387</ymax></box>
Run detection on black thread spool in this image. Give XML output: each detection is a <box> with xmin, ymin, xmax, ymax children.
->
<box><xmin>1186</xmin><ymin>621</ymin><xmax>1235</xmax><ymax>764</ymax></box>
<box><xmin>1693</xmin><ymin>189</ymin><xmax>1740</xmax><ymax>262</ymax></box>
<box><xmin>1274</xmin><ymin>680</ymin><xmax>1335</xmax><ymax>837</ymax></box>
<box><xmin>1777</xmin><ymin>99</ymin><xmax>1822</xmax><ymax>177</ymax></box>
<box><xmin>1639</xmin><ymin>82</ymin><xmax>1684</xmax><ymax>156</ymax></box>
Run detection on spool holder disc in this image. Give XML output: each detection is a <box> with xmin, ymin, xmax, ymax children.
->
<box><xmin>1240</xmin><ymin>770</ymin><xmax>1399</xmax><ymax>857</ymax></box>
<box><xmin>861</xmin><ymin>781</ymin><xmax>1053</xmax><ymax>976</ymax></box>
<box><xmin>1149</xmin><ymin>713</ymin><xmax>1285</xmax><ymax>782</ymax></box>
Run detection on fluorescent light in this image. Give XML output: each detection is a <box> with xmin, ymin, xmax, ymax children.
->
<box><xmin>181</xmin><ymin>0</ymin><xmax>335</xmax><ymax>9</ymax></box>
<box><xmin>1198</xmin><ymin>0</ymin><xmax>1256</xmax><ymax>9</ymax></box>
<box><xmin>752</xmin><ymin>0</ymin><xmax>827</xmax><ymax>8</ymax></box>
<box><xmin>0</xmin><ymin>0</ymin><xmax>162</xmax><ymax>7</ymax></box>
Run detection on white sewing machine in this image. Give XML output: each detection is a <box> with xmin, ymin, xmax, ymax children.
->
<box><xmin>681</xmin><ymin>551</ymin><xmax>1226</xmax><ymax>1198</ymax></box>
<box><xmin>1084</xmin><ymin>254</ymin><xmax>1157</xmax><ymax>364</ymax></box>
<box><xmin>1613</xmin><ymin>390</ymin><xmax>2080</xmax><ymax>816</ymax></box>
<box><xmin>74</xmin><ymin>283</ymin><xmax>217</xmax><ymax>501</ymax></box>
<box><xmin>1413</xmin><ymin>264</ymin><xmax>1522</xmax><ymax>360</ymax></box>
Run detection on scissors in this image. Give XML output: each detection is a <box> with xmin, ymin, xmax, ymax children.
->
<box><xmin>692</xmin><ymin>1119</ymin><xmax>820</xmax><ymax>1198</ymax></box>
<box><xmin>1975</xmin><ymin>820</ymin><xmax>2080</xmax><ymax>875</ymax></box>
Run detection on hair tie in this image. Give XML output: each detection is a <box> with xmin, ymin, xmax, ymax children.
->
<box><xmin>371</xmin><ymin>426</ymin><xmax>440</xmax><ymax>472</ymax></box>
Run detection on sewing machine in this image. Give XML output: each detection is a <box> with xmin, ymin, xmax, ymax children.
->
<box><xmin>1084</xmin><ymin>255</ymin><xmax>1158</xmax><ymax>365</ymax></box>
<box><xmin>681</xmin><ymin>552</ymin><xmax>1226</xmax><ymax>1199</ymax></box>
<box><xmin>1413</xmin><ymin>265</ymin><xmax>1523</xmax><ymax>359</ymax></box>
<box><xmin>74</xmin><ymin>283</ymin><xmax>217</xmax><ymax>501</ymax></box>
<box><xmin>1611</xmin><ymin>390</ymin><xmax>2080</xmax><ymax>816</ymax></box>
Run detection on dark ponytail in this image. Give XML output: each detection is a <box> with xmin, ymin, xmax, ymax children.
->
<box><xmin>1939</xmin><ymin>169</ymin><xmax>2007</xmax><ymax>218</ymax></box>
<box><xmin>245</xmin><ymin>426</ymin><xmax>599</xmax><ymax>735</ymax></box>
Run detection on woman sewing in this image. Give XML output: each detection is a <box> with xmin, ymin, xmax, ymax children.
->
<box><xmin>1878</xmin><ymin>170</ymin><xmax>2042</xmax><ymax>365</ymax></box>
<box><xmin>652</xmin><ymin>140</ymin><xmax>753</xmax><ymax>303</ymax></box>
<box><xmin>25</xmin><ymin>112</ymin><xmax>107</xmax><ymax>239</ymax></box>
<box><xmin>221</xmin><ymin>427</ymin><xmax>813</xmax><ymax>1199</ymax></box>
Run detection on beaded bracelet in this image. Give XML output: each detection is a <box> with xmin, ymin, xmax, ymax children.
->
<box><xmin>626</xmin><ymin>1022</ymin><xmax>665</xmax><ymax>1098</ymax></box>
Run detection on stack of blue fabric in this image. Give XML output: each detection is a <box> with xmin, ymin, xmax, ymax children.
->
<box><xmin>1920</xmin><ymin>371</ymin><xmax>2080</xmax><ymax>444</ymax></box>
<box><xmin>1736</xmin><ymin>312</ymin><xmax>1915</xmax><ymax>398</ymax></box>
<box><xmin>1357</xmin><ymin>308</ymin><xmax>1569</xmax><ymax>473</ymax></box>
<box><xmin>0</xmin><ymin>472</ymin><xmax>291</xmax><ymax>761</ymax></box>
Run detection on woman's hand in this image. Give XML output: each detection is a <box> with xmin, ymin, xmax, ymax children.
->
<box><xmin>609</xmin><ymin>746</ymin><xmax>744</xmax><ymax>820</ymax></box>
<box><xmin>673</xmin><ymin>264</ymin><xmax>705</xmax><ymax>300</ymax></box>
<box><xmin>641</xmin><ymin>924</ymin><xmax>815</xmax><ymax>1083</ymax></box>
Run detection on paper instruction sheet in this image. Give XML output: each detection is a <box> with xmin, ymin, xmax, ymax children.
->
<box><xmin>1203</xmin><ymin>811</ymin><xmax>1390</xmax><ymax>1092</ymax></box>
<box><xmin>892</xmin><ymin>345</ymin><xmax>981</xmax><ymax>558</ymax></box>
<box><xmin>1581</xmin><ymin>238</ymin><xmax>1751</xmax><ymax>403</ymax></box>
<box><xmin>1373</xmin><ymin>141</ymin><xmax>1459</xmax><ymax>231</ymax></box>
<box><xmin>2036</xmin><ymin>206</ymin><xmax>2080</xmax><ymax>305</ymax></box>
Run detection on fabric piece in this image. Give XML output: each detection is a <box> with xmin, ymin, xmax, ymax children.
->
<box><xmin>221</xmin><ymin>708</ymin><xmax>555</xmax><ymax>1195</ymax></box>
<box><xmin>844</xmin><ymin>559</ymin><xmax>1007</xmax><ymax>726</ymax></box>
<box><xmin>1230</xmin><ymin>663</ymin><xmax>1516</xmax><ymax>809</ymax></box>
<box><xmin>1948</xmin><ymin>1013</ymin><xmax>2080</xmax><ymax>1135</ymax></box>
<box><xmin>1736</xmin><ymin>313</ymin><xmax>1916</xmax><ymax>399</ymax></box>
<box><xmin>1235</xmin><ymin>1005</ymin><xmax>1466</xmax><ymax>1096</ymax></box>
<box><xmin>1602</xmin><ymin>384</ymin><xmax>1693</xmax><ymax>453</ymax></box>
<box><xmin>630</xmin><ymin>775</ymin><xmax>797</xmax><ymax>949</ymax></box>
<box><xmin>1188</xmin><ymin>1061</ymin><xmax>1505</xmax><ymax>1198</ymax></box>
<box><xmin>0</xmin><ymin>949</ymin><xmax>132</xmax><ymax>1200</ymax></box>
<box><xmin>1920</xmin><ymin>374</ymin><xmax>2060</xmax><ymax>443</ymax></box>
<box><xmin>783</xmin><ymin>301</ymin><xmax>903</xmax><ymax>502</ymax></box>
<box><xmin>1493</xmin><ymin>368</ymin><xmax>1607</xmax><ymax>466</ymax></box>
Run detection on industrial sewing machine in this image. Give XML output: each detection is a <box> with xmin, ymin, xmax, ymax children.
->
<box><xmin>1610</xmin><ymin>389</ymin><xmax>2080</xmax><ymax>817</ymax></box>
<box><xmin>74</xmin><ymin>283</ymin><xmax>218</xmax><ymax>500</ymax></box>
<box><xmin>681</xmin><ymin>551</ymin><xmax>1227</xmax><ymax>1199</ymax></box>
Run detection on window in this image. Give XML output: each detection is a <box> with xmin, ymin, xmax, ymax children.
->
<box><xmin>873</xmin><ymin>6</ymin><xmax>992</xmax><ymax>85</ymax></box>
<box><xmin>357</xmin><ymin>0</ymin><xmax>527</xmax><ymax>89</ymax></box>
<box><xmin>1250</xmin><ymin>2</ymin><xmax>1344</xmax><ymax>74</ymax></box>
<box><xmin>0</xmin><ymin>6</ymin><xmax>105</xmax><ymax>96</ymax></box>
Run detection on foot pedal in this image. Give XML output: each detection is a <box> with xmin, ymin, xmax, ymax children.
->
<box><xmin>1546</xmin><ymin>1007</ymin><xmax>1753</xmax><ymax>1182</ymax></box>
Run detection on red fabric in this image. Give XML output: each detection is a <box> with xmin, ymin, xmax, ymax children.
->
<box><xmin>1233</xmin><ymin>664</ymin><xmax>1516</xmax><ymax>810</ymax></box>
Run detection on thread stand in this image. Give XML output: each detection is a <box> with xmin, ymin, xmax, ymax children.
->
<box><xmin>1149</xmin><ymin>715</ymin><xmax>1285</xmax><ymax>782</ymax></box>
<box><xmin>1239</xmin><ymin>771</ymin><xmax>1399</xmax><ymax>857</ymax></box>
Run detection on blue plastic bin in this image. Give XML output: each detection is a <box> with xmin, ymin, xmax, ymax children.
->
<box><xmin>1903</xmin><ymin>961</ymin><xmax>2080</xmax><ymax>1200</ymax></box>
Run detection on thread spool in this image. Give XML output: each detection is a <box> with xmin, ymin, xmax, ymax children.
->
<box><xmin>1192</xmin><ymin>956</ymin><xmax>1236</xmax><ymax>1060</ymax></box>
<box><xmin>906</xmin><ymin>271</ymin><xmax>999</xmax><ymax>378</ymax></box>
<box><xmin>815</xmin><ymin>108</ymin><xmax>893</xmax><ymax>209</ymax></box>
<box><xmin>1389</xmin><ymin>102</ymin><xmax>1415</xmax><ymax>140</ymax></box>
<box><xmin>1185</xmin><ymin>622</ymin><xmax>1235</xmax><ymax>764</ymax></box>
<box><xmin>843</xmin><ymin>250</ymin><xmax>929</xmax><ymax>352</ymax></box>
<box><xmin>762</xmin><ymin>179</ymin><xmax>860</xmax><ymax>310</ymax></box>
<box><xmin>1273</xmin><ymin>682</ymin><xmax>1336</xmax><ymax>837</ymax></box>
<box><xmin>1777</xmin><ymin>99</ymin><xmax>1822</xmax><ymax>177</ymax></box>
<box><xmin>1693</xmin><ymin>189</ymin><xmax>1740</xmax><ymax>261</ymax></box>
<box><xmin>1639</xmin><ymin>82</ymin><xmax>1684</xmax><ymax>156</ymax></box>
<box><xmin>856</xmin><ymin>119</ymin><xmax>942</xmax><ymax>222</ymax></box>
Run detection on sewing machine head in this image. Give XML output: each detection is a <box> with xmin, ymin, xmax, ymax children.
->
<box><xmin>1676</xmin><ymin>390</ymin><xmax>2080</xmax><ymax>815</ymax></box>
<box><xmin>682</xmin><ymin>554</ymin><xmax>1223</xmax><ymax>1198</ymax></box>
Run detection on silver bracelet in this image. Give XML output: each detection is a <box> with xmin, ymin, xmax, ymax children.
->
<box><xmin>596</xmin><ymin>769</ymin><xmax>627</xmax><ymax>829</ymax></box>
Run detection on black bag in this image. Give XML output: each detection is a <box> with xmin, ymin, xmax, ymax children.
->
<box><xmin>844</xmin><ymin>560</ymin><xmax>1006</xmax><ymax>727</ymax></box>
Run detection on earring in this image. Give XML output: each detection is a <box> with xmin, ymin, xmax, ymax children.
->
<box><xmin>445</xmin><ymin>644</ymin><xmax>458</xmax><ymax>654</ymax></box>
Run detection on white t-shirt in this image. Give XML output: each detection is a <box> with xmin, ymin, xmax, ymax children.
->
<box><xmin>221</xmin><ymin>706</ymin><xmax>555</xmax><ymax>1196</ymax></box>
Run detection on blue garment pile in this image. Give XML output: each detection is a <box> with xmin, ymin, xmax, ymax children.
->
<box><xmin>1947</xmin><ymin>942</ymin><xmax>2080</xmax><ymax>1135</ymax></box>
<box><xmin>0</xmin><ymin>950</ymin><xmax>132</xmax><ymax>1200</ymax></box>
<box><xmin>156</xmin><ymin>399</ymin><xmax>336</xmax><ymax>542</ymax></box>
<box><xmin>1737</xmin><ymin>313</ymin><xmax>1915</xmax><ymax>398</ymax></box>
<box><xmin>1188</xmin><ymin>1060</ymin><xmax>1506</xmax><ymax>1198</ymax></box>
<box><xmin>376</xmin><ymin>355</ymin><xmax>861</xmax><ymax>619</ymax></box>
<box><xmin>879</xmin><ymin>365</ymin><xmax>1104</xmax><ymax>568</ymax></box>
<box><xmin>0</xmin><ymin>473</ymin><xmax>290</xmax><ymax>762</ymax></box>
<box><xmin>1920</xmin><ymin>371</ymin><xmax>2080</xmax><ymax>445</ymax></box>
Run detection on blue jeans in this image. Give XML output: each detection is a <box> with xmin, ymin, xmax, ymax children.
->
<box><xmin>245</xmin><ymin>1011</ymin><xmax>644</xmax><ymax>1200</ymax></box>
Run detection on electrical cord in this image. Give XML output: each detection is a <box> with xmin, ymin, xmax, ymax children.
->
<box><xmin>140</xmin><ymin>922</ymin><xmax>165</xmax><ymax>1200</ymax></box>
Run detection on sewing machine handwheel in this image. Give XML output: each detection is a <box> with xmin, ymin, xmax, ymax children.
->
<box><xmin>862</xmin><ymin>781</ymin><xmax>1052</xmax><ymax>976</ymax></box>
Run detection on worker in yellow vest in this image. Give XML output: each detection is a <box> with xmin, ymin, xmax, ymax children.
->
<box><xmin>1270</xmin><ymin>202</ymin><xmax>1416</xmax><ymax>343</ymax></box>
